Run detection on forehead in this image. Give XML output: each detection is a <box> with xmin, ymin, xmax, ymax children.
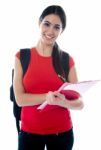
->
<box><xmin>42</xmin><ymin>14</ymin><xmax>62</xmax><ymax>25</ymax></box>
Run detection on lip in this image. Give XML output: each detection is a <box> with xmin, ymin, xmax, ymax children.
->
<box><xmin>44</xmin><ymin>34</ymin><xmax>55</xmax><ymax>40</ymax></box>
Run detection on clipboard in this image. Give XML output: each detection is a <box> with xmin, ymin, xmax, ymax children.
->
<box><xmin>38</xmin><ymin>80</ymin><xmax>100</xmax><ymax>110</ymax></box>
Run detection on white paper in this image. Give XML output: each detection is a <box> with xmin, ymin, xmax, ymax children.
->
<box><xmin>37</xmin><ymin>80</ymin><xmax>100</xmax><ymax>110</ymax></box>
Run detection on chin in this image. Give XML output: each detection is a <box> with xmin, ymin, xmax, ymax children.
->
<box><xmin>43</xmin><ymin>40</ymin><xmax>55</xmax><ymax>46</ymax></box>
<box><xmin>42</xmin><ymin>37</ymin><xmax>55</xmax><ymax>46</ymax></box>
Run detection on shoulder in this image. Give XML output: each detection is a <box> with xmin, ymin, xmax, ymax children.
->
<box><xmin>69</xmin><ymin>55</ymin><xmax>75</xmax><ymax>68</ymax></box>
<box><xmin>15</xmin><ymin>50</ymin><xmax>20</xmax><ymax>59</ymax></box>
<box><xmin>15</xmin><ymin>47</ymin><xmax>33</xmax><ymax>59</ymax></box>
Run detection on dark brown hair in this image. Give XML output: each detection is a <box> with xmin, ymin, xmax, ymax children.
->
<box><xmin>39</xmin><ymin>5</ymin><xmax>67</xmax><ymax>82</ymax></box>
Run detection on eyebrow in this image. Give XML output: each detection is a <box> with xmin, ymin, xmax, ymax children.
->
<box><xmin>43</xmin><ymin>20</ymin><xmax>61</xmax><ymax>27</ymax></box>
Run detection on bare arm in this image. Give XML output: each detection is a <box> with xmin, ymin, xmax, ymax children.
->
<box><xmin>67</xmin><ymin>65</ymin><xmax>84</xmax><ymax>109</ymax></box>
<box><xmin>68</xmin><ymin>65</ymin><xmax>78</xmax><ymax>83</ymax></box>
<box><xmin>13</xmin><ymin>57</ymin><xmax>46</xmax><ymax>106</ymax></box>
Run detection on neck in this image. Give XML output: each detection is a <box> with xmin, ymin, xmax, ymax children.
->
<box><xmin>36</xmin><ymin>40</ymin><xmax>53</xmax><ymax>56</ymax></box>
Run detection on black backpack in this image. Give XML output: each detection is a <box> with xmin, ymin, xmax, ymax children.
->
<box><xmin>10</xmin><ymin>48</ymin><xmax>30</xmax><ymax>134</ymax></box>
<box><xmin>10</xmin><ymin>49</ymin><xmax>69</xmax><ymax>134</ymax></box>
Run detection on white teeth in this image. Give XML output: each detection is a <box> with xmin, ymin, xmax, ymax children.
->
<box><xmin>46</xmin><ymin>35</ymin><xmax>53</xmax><ymax>39</ymax></box>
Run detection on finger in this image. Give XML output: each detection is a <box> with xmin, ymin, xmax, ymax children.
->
<box><xmin>54</xmin><ymin>91</ymin><xmax>65</xmax><ymax>99</ymax></box>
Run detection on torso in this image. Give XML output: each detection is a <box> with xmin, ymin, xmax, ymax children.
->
<box><xmin>17</xmin><ymin>47</ymin><xmax>73</xmax><ymax>134</ymax></box>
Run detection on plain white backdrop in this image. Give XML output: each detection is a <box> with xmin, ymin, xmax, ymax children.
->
<box><xmin>0</xmin><ymin>0</ymin><xmax>101</xmax><ymax>149</ymax></box>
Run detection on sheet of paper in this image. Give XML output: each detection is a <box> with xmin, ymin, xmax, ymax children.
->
<box><xmin>37</xmin><ymin>80</ymin><xmax>100</xmax><ymax>110</ymax></box>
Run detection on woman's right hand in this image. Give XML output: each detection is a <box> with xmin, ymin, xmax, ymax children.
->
<box><xmin>46</xmin><ymin>91</ymin><xmax>66</xmax><ymax>107</ymax></box>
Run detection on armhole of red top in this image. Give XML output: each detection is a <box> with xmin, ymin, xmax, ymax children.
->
<box><xmin>69</xmin><ymin>56</ymin><xmax>75</xmax><ymax>68</ymax></box>
<box><xmin>15</xmin><ymin>51</ymin><xmax>20</xmax><ymax>59</ymax></box>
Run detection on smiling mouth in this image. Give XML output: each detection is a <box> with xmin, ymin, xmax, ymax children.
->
<box><xmin>44</xmin><ymin>34</ymin><xmax>55</xmax><ymax>40</ymax></box>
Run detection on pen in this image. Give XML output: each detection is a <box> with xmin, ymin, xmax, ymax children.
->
<box><xmin>58</xmin><ymin>74</ymin><xmax>66</xmax><ymax>82</ymax></box>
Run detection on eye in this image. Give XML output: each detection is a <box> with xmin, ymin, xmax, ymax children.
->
<box><xmin>43</xmin><ymin>22</ymin><xmax>50</xmax><ymax>27</ymax></box>
<box><xmin>54</xmin><ymin>25</ymin><xmax>61</xmax><ymax>30</ymax></box>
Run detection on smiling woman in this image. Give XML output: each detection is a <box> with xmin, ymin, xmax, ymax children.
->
<box><xmin>37</xmin><ymin>14</ymin><xmax>63</xmax><ymax>56</ymax></box>
<box><xmin>13</xmin><ymin>5</ymin><xmax>84</xmax><ymax>150</ymax></box>
<box><xmin>0</xmin><ymin>0</ymin><xmax>101</xmax><ymax>150</ymax></box>
<box><xmin>38</xmin><ymin>15</ymin><xmax>62</xmax><ymax>48</ymax></box>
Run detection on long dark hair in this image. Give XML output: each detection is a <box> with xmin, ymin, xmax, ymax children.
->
<box><xmin>39</xmin><ymin>5</ymin><xmax>67</xmax><ymax>82</ymax></box>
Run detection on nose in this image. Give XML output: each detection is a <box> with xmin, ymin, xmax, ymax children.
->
<box><xmin>47</xmin><ymin>25</ymin><xmax>54</xmax><ymax>34</ymax></box>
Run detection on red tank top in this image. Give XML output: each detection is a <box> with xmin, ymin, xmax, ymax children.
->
<box><xmin>16</xmin><ymin>47</ymin><xmax>74</xmax><ymax>134</ymax></box>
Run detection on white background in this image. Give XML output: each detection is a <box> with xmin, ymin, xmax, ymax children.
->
<box><xmin>0</xmin><ymin>0</ymin><xmax>101</xmax><ymax>149</ymax></box>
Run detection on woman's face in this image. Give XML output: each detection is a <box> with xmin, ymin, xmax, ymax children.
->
<box><xmin>39</xmin><ymin>14</ymin><xmax>63</xmax><ymax>46</ymax></box>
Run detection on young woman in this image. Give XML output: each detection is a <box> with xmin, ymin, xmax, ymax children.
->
<box><xmin>13</xmin><ymin>5</ymin><xmax>84</xmax><ymax>150</ymax></box>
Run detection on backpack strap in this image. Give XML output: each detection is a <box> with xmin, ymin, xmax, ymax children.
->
<box><xmin>61</xmin><ymin>51</ymin><xmax>69</xmax><ymax>81</ymax></box>
<box><xmin>16</xmin><ymin>119</ymin><xmax>20</xmax><ymax>134</ymax></box>
<box><xmin>15</xmin><ymin>48</ymin><xmax>30</xmax><ymax>134</ymax></box>
<box><xmin>20</xmin><ymin>48</ymin><xmax>31</xmax><ymax>75</ymax></box>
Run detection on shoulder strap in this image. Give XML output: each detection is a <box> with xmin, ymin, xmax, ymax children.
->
<box><xmin>20</xmin><ymin>48</ymin><xmax>31</xmax><ymax>76</ymax></box>
<box><xmin>61</xmin><ymin>51</ymin><xmax>69</xmax><ymax>81</ymax></box>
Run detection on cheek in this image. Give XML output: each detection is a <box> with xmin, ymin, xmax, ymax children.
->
<box><xmin>39</xmin><ymin>24</ymin><xmax>45</xmax><ymax>32</ymax></box>
<box><xmin>55</xmin><ymin>32</ymin><xmax>61</xmax><ymax>38</ymax></box>
<box><xmin>56</xmin><ymin>29</ymin><xmax>62</xmax><ymax>36</ymax></box>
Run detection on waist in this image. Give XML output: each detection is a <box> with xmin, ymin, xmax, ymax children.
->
<box><xmin>21</xmin><ymin>106</ymin><xmax>73</xmax><ymax>134</ymax></box>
